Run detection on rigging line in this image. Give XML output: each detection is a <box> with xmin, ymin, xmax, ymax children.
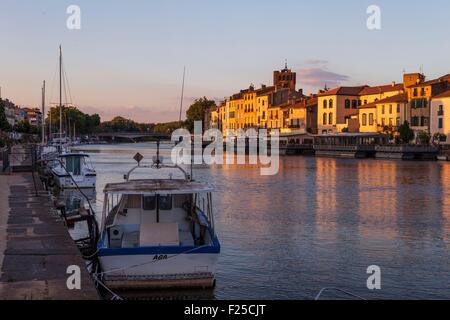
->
<box><xmin>48</xmin><ymin>55</ymin><xmax>59</xmax><ymax>116</ymax></box>
<box><xmin>62</xmin><ymin>58</ymin><xmax>74</xmax><ymax>105</ymax></box>
<box><xmin>92</xmin><ymin>274</ymin><xmax>123</xmax><ymax>300</ymax></box>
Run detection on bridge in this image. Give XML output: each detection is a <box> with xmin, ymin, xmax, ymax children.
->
<box><xmin>93</xmin><ymin>132</ymin><xmax>172</xmax><ymax>142</ymax></box>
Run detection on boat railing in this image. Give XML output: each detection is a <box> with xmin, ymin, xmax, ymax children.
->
<box><xmin>124</xmin><ymin>162</ymin><xmax>191</xmax><ymax>181</ymax></box>
<box><xmin>315</xmin><ymin>287</ymin><xmax>366</xmax><ymax>300</ymax></box>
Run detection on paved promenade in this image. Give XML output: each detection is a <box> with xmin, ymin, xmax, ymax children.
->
<box><xmin>0</xmin><ymin>172</ymin><xmax>98</xmax><ymax>299</ymax></box>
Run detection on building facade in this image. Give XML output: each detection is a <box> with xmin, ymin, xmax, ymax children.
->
<box><xmin>430</xmin><ymin>90</ymin><xmax>450</xmax><ymax>144</ymax></box>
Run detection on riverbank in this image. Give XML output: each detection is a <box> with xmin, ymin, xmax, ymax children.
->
<box><xmin>0</xmin><ymin>172</ymin><xmax>98</xmax><ymax>299</ymax></box>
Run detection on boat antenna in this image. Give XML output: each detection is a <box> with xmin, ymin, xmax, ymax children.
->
<box><xmin>41</xmin><ymin>80</ymin><xmax>46</xmax><ymax>145</ymax></box>
<box><xmin>178</xmin><ymin>66</ymin><xmax>186</xmax><ymax>123</ymax></box>
<box><xmin>156</xmin><ymin>139</ymin><xmax>161</xmax><ymax>168</ymax></box>
<box><xmin>59</xmin><ymin>45</ymin><xmax>63</xmax><ymax>150</ymax></box>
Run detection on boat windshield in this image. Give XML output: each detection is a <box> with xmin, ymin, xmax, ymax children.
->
<box><xmin>65</xmin><ymin>156</ymin><xmax>82</xmax><ymax>175</ymax></box>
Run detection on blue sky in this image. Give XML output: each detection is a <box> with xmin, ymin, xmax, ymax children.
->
<box><xmin>1</xmin><ymin>0</ymin><xmax>449</xmax><ymax>122</ymax></box>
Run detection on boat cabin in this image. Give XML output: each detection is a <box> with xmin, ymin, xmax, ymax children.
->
<box><xmin>100</xmin><ymin>179</ymin><xmax>217</xmax><ymax>250</ymax></box>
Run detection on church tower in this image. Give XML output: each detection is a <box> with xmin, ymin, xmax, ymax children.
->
<box><xmin>273</xmin><ymin>61</ymin><xmax>296</xmax><ymax>92</ymax></box>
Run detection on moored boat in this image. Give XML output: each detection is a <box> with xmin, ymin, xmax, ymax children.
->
<box><xmin>96</xmin><ymin>154</ymin><xmax>220</xmax><ymax>290</ymax></box>
<box><xmin>50</xmin><ymin>152</ymin><xmax>97</xmax><ymax>189</ymax></box>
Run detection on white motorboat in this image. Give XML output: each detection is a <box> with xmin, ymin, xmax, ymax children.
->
<box><xmin>50</xmin><ymin>152</ymin><xmax>96</xmax><ymax>189</ymax></box>
<box><xmin>96</xmin><ymin>153</ymin><xmax>220</xmax><ymax>290</ymax></box>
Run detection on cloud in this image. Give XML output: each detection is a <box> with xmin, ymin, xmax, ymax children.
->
<box><xmin>297</xmin><ymin>67</ymin><xmax>350</xmax><ymax>89</ymax></box>
<box><xmin>304</xmin><ymin>59</ymin><xmax>329</xmax><ymax>66</ymax></box>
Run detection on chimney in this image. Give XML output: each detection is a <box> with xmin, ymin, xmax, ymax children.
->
<box><xmin>392</xmin><ymin>81</ymin><xmax>396</xmax><ymax>87</ymax></box>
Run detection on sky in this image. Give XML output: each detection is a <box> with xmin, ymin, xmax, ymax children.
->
<box><xmin>0</xmin><ymin>0</ymin><xmax>449</xmax><ymax>123</ymax></box>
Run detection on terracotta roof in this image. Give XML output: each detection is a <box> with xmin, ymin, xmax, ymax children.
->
<box><xmin>358</xmin><ymin>93</ymin><xmax>408</xmax><ymax>109</ymax></box>
<box><xmin>409</xmin><ymin>74</ymin><xmax>450</xmax><ymax>88</ymax></box>
<box><xmin>432</xmin><ymin>89</ymin><xmax>450</xmax><ymax>99</ymax></box>
<box><xmin>306</xmin><ymin>97</ymin><xmax>318</xmax><ymax>107</ymax></box>
<box><xmin>317</xmin><ymin>86</ymin><xmax>368</xmax><ymax>97</ymax></box>
<box><xmin>359</xmin><ymin>83</ymin><xmax>404</xmax><ymax>95</ymax></box>
<box><xmin>256</xmin><ymin>86</ymin><xmax>275</xmax><ymax>96</ymax></box>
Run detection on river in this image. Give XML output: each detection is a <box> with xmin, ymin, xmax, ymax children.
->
<box><xmin>68</xmin><ymin>142</ymin><xmax>449</xmax><ymax>300</ymax></box>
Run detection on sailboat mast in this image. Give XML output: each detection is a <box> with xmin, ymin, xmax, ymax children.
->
<box><xmin>59</xmin><ymin>45</ymin><xmax>63</xmax><ymax>148</ymax></box>
<box><xmin>41</xmin><ymin>80</ymin><xmax>45</xmax><ymax>145</ymax></box>
<box><xmin>178</xmin><ymin>66</ymin><xmax>186</xmax><ymax>123</ymax></box>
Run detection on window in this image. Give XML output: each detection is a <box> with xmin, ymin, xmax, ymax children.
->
<box><xmin>438</xmin><ymin>105</ymin><xmax>444</xmax><ymax>116</ymax></box>
<box><xmin>262</xmin><ymin>100</ymin><xmax>265</xmax><ymax>106</ymax></box>
<box><xmin>420</xmin><ymin>116</ymin><xmax>427</xmax><ymax>127</ymax></box>
<box><xmin>411</xmin><ymin>116</ymin><xmax>419</xmax><ymax>126</ymax></box>
<box><xmin>323</xmin><ymin>100</ymin><xmax>328</xmax><ymax>109</ymax></box>
<box><xmin>369</xmin><ymin>113</ymin><xmax>374</xmax><ymax>125</ymax></box>
<box><xmin>352</xmin><ymin>100</ymin><xmax>357</xmax><ymax>109</ymax></box>
<box><xmin>159</xmin><ymin>195</ymin><xmax>172</xmax><ymax>210</ymax></box>
<box><xmin>322</xmin><ymin>113</ymin><xmax>327</xmax><ymax>125</ymax></box>
<box><xmin>65</xmin><ymin>156</ymin><xmax>81</xmax><ymax>175</ymax></box>
<box><xmin>413</xmin><ymin>88</ymin><xmax>418</xmax><ymax>97</ymax></box>
<box><xmin>439</xmin><ymin>118</ymin><xmax>443</xmax><ymax>129</ymax></box>
<box><xmin>142</xmin><ymin>196</ymin><xmax>156</xmax><ymax>210</ymax></box>
<box><xmin>389</xmin><ymin>105</ymin><xmax>392</xmax><ymax>114</ymax></box>
<box><xmin>364</xmin><ymin>100</ymin><xmax>367</xmax><ymax>105</ymax></box>
<box><xmin>397</xmin><ymin>104</ymin><xmax>400</xmax><ymax>113</ymax></box>
<box><xmin>389</xmin><ymin>118</ymin><xmax>393</xmax><ymax>126</ymax></box>
<box><xmin>420</xmin><ymin>88</ymin><xmax>425</xmax><ymax>96</ymax></box>
<box><xmin>382</xmin><ymin>105</ymin><xmax>385</xmax><ymax>114</ymax></box>
<box><xmin>345</xmin><ymin>99</ymin><xmax>350</xmax><ymax>108</ymax></box>
<box><xmin>362</xmin><ymin>113</ymin><xmax>367</xmax><ymax>126</ymax></box>
<box><xmin>382</xmin><ymin>118</ymin><xmax>385</xmax><ymax>126</ymax></box>
<box><xmin>328</xmin><ymin>112</ymin><xmax>333</xmax><ymax>125</ymax></box>
<box><xmin>329</xmin><ymin>99</ymin><xmax>333</xmax><ymax>108</ymax></box>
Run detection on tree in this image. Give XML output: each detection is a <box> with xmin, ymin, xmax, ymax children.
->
<box><xmin>417</xmin><ymin>130</ymin><xmax>431</xmax><ymax>145</ymax></box>
<box><xmin>46</xmin><ymin>106</ymin><xmax>102</xmax><ymax>136</ymax></box>
<box><xmin>0</xmin><ymin>99</ymin><xmax>12</xmax><ymax>132</ymax></box>
<box><xmin>185</xmin><ymin>97</ymin><xmax>216</xmax><ymax>132</ymax></box>
<box><xmin>398</xmin><ymin>121</ymin><xmax>414</xmax><ymax>143</ymax></box>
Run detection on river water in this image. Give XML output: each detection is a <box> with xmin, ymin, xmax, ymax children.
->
<box><xmin>69</xmin><ymin>142</ymin><xmax>449</xmax><ymax>300</ymax></box>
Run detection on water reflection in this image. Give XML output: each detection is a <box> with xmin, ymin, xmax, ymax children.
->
<box><xmin>70</xmin><ymin>143</ymin><xmax>449</xmax><ymax>300</ymax></box>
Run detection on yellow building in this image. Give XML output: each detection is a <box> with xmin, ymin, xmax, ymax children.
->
<box><xmin>359</xmin><ymin>83</ymin><xmax>405</xmax><ymax>105</ymax></box>
<box><xmin>406</xmin><ymin>74</ymin><xmax>450</xmax><ymax>133</ymax></box>
<box><xmin>430</xmin><ymin>90</ymin><xmax>450</xmax><ymax>144</ymax></box>
<box><xmin>358</xmin><ymin>93</ymin><xmax>409</xmax><ymax>133</ymax></box>
<box><xmin>317</xmin><ymin>86</ymin><xmax>366</xmax><ymax>134</ymax></box>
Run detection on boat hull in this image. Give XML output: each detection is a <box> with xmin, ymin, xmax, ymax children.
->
<box><xmin>98</xmin><ymin>252</ymin><xmax>219</xmax><ymax>289</ymax></box>
<box><xmin>53</xmin><ymin>173</ymin><xmax>96</xmax><ymax>189</ymax></box>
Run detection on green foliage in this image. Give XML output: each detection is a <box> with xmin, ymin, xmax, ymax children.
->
<box><xmin>46</xmin><ymin>106</ymin><xmax>100</xmax><ymax>135</ymax></box>
<box><xmin>185</xmin><ymin>97</ymin><xmax>216</xmax><ymax>132</ymax></box>
<box><xmin>398</xmin><ymin>121</ymin><xmax>414</xmax><ymax>143</ymax></box>
<box><xmin>0</xmin><ymin>99</ymin><xmax>12</xmax><ymax>132</ymax></box>
<box><xmin>433</xmin><ymin>132</ymin><xmax>447</xmax><ymax>144</ymax></box>
<box><xmin>152</xmin><ymin>121</ymin><xmax>183</xmax><ymax>134</ymax></box>
<box><xmin>100</xmin><ymin>116</ymin><xmax>153</xmax><ymax>132</ymax></box>
<box><xmin>417</xmin><ymin>130</ymin><xmax>431</xmax><ymax>144</ymax></box>
<box><xmin>14</xmin><ymin>120</ymin><xmax>39</xmax><ymax>134</ymax></box>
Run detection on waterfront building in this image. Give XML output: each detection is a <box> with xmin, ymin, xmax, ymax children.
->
<box><xmin>359</xmin><ymin>82</ymin><xmax>405</xmax><ymax>105</ymax></box>
<box><xmin>430</xmin><ymin>89</ymin><xmax>450</xmax><ymax>144</ymax></box>
<box><xmin>406</xmin><ymin>74</ymin><xmax>450</xmax><ymax>133</ymax></box>
<box><xmin>23</xmin><ymin>107</ymin><xmax>42</xmax><ymax>126</ymax></box>
<box><xmin>317</xmin><ymin>86</ymin><xmax>367</xmax><ymax>134</ymax></box>
<box><xmin>358</xmin><ymin>93</ymin><xmax>409</xmax><ymax>133</ymax></box>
